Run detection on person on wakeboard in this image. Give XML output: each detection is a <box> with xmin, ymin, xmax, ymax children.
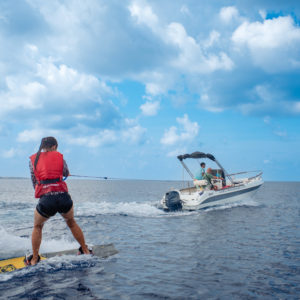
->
<box><xmin>27</xmin><ymin>137</ymin><xmax>91</xmax><ymax>265</ymax></box>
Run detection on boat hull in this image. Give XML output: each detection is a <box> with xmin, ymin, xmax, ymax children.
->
<box><xmin>162</xmin><ymin>178</ymin><xmax>263</xmax><ymax>211</ymax></box>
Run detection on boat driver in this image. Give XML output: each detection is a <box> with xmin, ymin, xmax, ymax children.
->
<box><xmin>194</xmin><ymin>162</ymin><xmax>206</xmax><ymax>180</ymax></box>
<box><xmin>203</xmin><ymin>168</ymin><xmax>223</xmax><ymax>190</ymax></box>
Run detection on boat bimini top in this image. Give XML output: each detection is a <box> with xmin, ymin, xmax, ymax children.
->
<box><xmin>177</xmin><ymin>151</ymin><xmax>234</xmax><ymax>184</ymax></box>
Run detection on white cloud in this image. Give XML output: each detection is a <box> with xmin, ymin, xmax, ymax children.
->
<box><xmin>160</xmin><ymin>114</ymin><xmax>199</xmax><ymax>146</ymax></box>
<box><xmin>67</xmin><ymin>129</ymin><xmax>118</xmax><ymax>148</ymax></box>
<box><xmin>255</xmin><ymin>85</ymin><xmax>273</xmax><ymax>103</ymax></box>
<box><xmin>203</xmin><ymin>30</ymin><xmax>221</xmax><ymax>48</ymax></box>
<box><xmin>129</xmin><ymin>1</ymin><xmax>159</xmax><ymax>30</ymax></box>
<box><xmin>135</xmin><ymin>71</ymin><xmax>175</xmax><ymax>96</ymax></box>
<box><xmin>66</xmin><ymin>119</ymin><xmax>147</xmax><ymax>147</ymax></box>
<box><xmin>233</xmin><ymin>16</ymin><xmax>300</xmax><ymax>49</ymax></box>
<box><xmin>0</xmin><ymin>45</ymin><xmax>122</xmax><ymax>138</ymax></box>
<box><xmin>180</xmin><ymin>5</ymin><xmax>190</xmax><ymax>16</ymax></box>
<box><xmin>98</xmin><ymin>129</ymin><xmax>118</xmax><ymax>145</ymax></box>
<box><xmin>128</xmin><ymin>3</ymin><xmax>235</xmax><ymax>100</ymax></box>
<box><xmin>0</xmin><ymin>77</ymin><xmax>46</xmax><ymax>116</ymax></box>
<box><xmin>237</xmin><ymin>84</ymin><xmax>300</xmax><ymax>116</ymax></box>
<box><xmin>219</xmin><ymin>6</ymin><xmax>239</xmax><ymax>23</ymax></box>
<box><xmin>140</xmin><ymin>101</ymin><xmax>160</xmax><ymax>116</ymax></box>
<box><xmin>128</xmin><ymin>0</ymin><xmax>234</xmax><ymax>98</ymax></box>
<box><xmin>166</xmin><ymin>147</ymin><xmax>187</xmax><ymax>157</ymax></box>
<box><xmin>121</xmin><ymin>124</ymin><xmax>147</xmax><ymax>144</ymax></box>
<box><xmin>17</xmin><ymin>119</ymin><xmax>147</xmax><ymax>148</ymax></box>
<box><xmin>0</xmin><ymin>48</ymin><xmax>114</xmax><ymax>115</ymax></box>
<box><xmin>1</xmin><ymin>0</ymin><xmax>299</xmax><ymax>154</ymax></box>
<box><xmin>232</xmin><ymin>16</ymin><xmax>300</xmax><ymax>72</ymax></box>
<box><xmin>160</xmin><ymin>126</ymin><xmax>178</xmax><ymax>145</ymax></box>
<box><xmin>36</xmin><ymin>58</ymin><xmax>107</xmax><ymax>95</ymax></box>
<box><xmin>129</xmin><ymin>0</ymin><xmax>234</xmax><ymax>81</ymax></box>
<box><xmin>145</xmin><ymin>82</ymin><xmax>165</xmax><ymax>95</ymax></box>
<box><xmin>199</xmin><ymin>93</ymin><xmax>224</xmax><ymax>113</ymax></box>
<box><xmin>25</xmin><ymin>44</ymin><xmax>39</xmax><ymax>54</ymax></box>
<box><xmin>2</xmin><ymin>148</ymin><xmax>18</xmax><ymax>158</ymax></box>
<box><xmin>166</xmin><ymin>22</ymin><xmax>234</xmax><ymax>73</ymax></box>
<box><xmin>16</xmin><ymin>1</ymin><xmax>235</xmax><ymax>111</ymax></box>
<box><xmin>19</xmin><ymin>127</ymin><xmax>118</xmax><ymax>148</ymax></box>
<box><xmin>274</xmin><ymin>130</ymin><xmax>287</xmax><ymax>138</ymax></box>
<box><xmin>259</xmin><ymin>10</ymin><xmax>266</xmax><ymax>20</ymax></box>
<box><xmin>17</xmin><ymin>128</ymin><xmax>60</xmax><ymax>143</ymax></box>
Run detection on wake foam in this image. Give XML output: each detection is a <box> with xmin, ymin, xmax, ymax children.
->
<box><xmin>74</xmin><ymin>198</ymin><xmax>260</xmax><ymax>217</ymax></box>
<box><xmin>75</xmin><ymin>201</ymin><xmax>168</xmax><ymax>218</ymax></box>
<box><xmin>0</xmin><ymin>227</ymin><xmax>98</xmax><ymax>281</ymax></box>
<box><xmin>0</xmin><ymin>227</ymin><xmax>31</xmax><ymax>259</ymax></box>
<box><xmin>0</xmin><ymin>227</ymin><xmax>78</xmax><ymax>260</ymax></box>
<box><xmin>0</xmin><ymin>253</ymin><xmax>97</xmax><ymax>282</ymax></box>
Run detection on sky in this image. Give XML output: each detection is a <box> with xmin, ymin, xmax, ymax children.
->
<box><xmin>0</xmin><ymin>0</ymin><xmax>300</xmax><ymax>181</ymax></box>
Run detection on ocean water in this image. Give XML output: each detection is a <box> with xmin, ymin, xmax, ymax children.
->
<box><xmin>0</xmin><ymin>179</ymin><xmax>299</xmax><ymax>299</ymax></box>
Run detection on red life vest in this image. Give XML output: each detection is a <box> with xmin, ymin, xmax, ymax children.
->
<box><xmin>30</xmin><ymin>151</ymin><xmax>68</xmax><ymax>198</ymax></box>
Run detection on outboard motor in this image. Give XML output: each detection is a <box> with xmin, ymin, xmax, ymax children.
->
<box><xmin>164</xmin><ymin>191</ymin><xmax>182</xmax><ymax>211</ymax></box>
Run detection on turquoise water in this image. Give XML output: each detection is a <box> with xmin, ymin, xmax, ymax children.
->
<box><xmin>0</xmin><ymin>179</ymin><xmax>299</xmax><ymax>299</ymax></box>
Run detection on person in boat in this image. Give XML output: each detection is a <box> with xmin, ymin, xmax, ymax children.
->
<box><xmin>194</xmin><ymin>162</ymin><xmax>206</xmax><ymax>180</ymax></box>
<box><xmin>193</xmin><ymin>162</ymin><xmax>206</xmax><ymax>188</ymax></box>
<box><xmin>203</xmin><ymin>168</ymin><xmax>223</xmax><ymax>190</ymax></box>
<box><xmin>27</xmin><ymin>136</ymin><xmax>91</xmax><ymax>265</ymax></box>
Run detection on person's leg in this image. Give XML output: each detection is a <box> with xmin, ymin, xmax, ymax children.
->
<box><xmin>31</xmin><ymin>209</ymin><xmax>48</xmax><ymax>265</ymax></box>
<box><xmin>61</xmin><ymin>206</ymin><xmax>90</xmax><ymax>254</ymax></box>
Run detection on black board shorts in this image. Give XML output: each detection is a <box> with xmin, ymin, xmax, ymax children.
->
<box><xmin>36</xmin><ymin>192</ymin><xmax>73</xmax><ymax>218</ymax></box>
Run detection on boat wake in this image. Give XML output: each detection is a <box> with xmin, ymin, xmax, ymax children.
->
<box><xmin>75</xmin><ymin>201</ymin><xmax>165</xmax><ymax>217</ymax></box>
<box><xmin>0</xmin><ymin>227</ymin><xmax>78</xmax><ymax>261</ymax></box>
<box><xmin>74</xmin><ymin>197</ymin><xmax>260</xmax><ymax>218</ymax></box>
<box><xmin>75</xmin><ymin>201</ymin><xmax>196</xmax><ymax>218</ymax></box>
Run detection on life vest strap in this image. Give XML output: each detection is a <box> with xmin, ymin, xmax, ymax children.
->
<box><xmin>40</xmin><ymin>178</ymin><xmax>61</xmax><ymax>184</ymax></box>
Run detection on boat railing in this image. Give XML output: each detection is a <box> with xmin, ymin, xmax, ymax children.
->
<box><xmin>228</xmin><ymin>170</ymin><xmax>263</xmax><ymax>184</ymax></box>
<box><xmin>247</xmin><ymin>171</ymin><xmax>263</xmax><ymax>180</ymax></box>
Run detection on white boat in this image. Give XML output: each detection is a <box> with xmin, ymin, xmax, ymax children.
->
<box><xmin>161</xmin><ymin>152</ymin><xmax>263</xmax><ymax>211</ymax></box>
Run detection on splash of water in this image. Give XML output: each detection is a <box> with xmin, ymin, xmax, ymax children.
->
<box><xmin>75</xmin><ymin>201</ymin><xmax>167</xmax><ymax>217</ymax></box>
<box><xmin>0</xmin><ymin>227</ymin><xmax>78</xmax><ymax>260</ymax></box>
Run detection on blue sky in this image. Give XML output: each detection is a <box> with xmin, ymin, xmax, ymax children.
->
<box><xmin>0</xmin><ymin>0</ymin><xmax>299</xmax><ymax>181</ymax></box>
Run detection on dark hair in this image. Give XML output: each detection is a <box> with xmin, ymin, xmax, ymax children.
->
<box><xmin>34</xmin><ymin>137</ymin><xmax>58</xmax><ymax>169</ymax></box>
<box><xmin>200</xmin><ymin>162</ymin><xmax>206</xmax><ymax>167</ymax></box>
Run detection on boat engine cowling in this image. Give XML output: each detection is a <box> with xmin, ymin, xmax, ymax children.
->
<box><xmin>164</xmin><ymin>191</ymin><xmax>182</xmax><ymax>211</ymax></box>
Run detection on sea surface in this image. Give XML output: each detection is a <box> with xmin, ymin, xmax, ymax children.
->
<box><xmin>0</xmin><ymin>179</ymin><xmax>299</xmax><ymax>299</ymax></box>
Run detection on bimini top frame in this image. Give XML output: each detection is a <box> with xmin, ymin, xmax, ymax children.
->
<box><xmin>177</xmin><ymin>151</ymin><xmax>234</xmax><ymax>184</ymax></box>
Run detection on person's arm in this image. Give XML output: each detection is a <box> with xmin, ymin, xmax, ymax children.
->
<box><xmin>201</xmin><ymin>168</ymin><xmax>205</xmax><ymax>177</ymax></box>
<box><xmin>29</xmin><ymin>160</ymin><xmax>37</xmax><ymax>189</ymax></box>
<box><xmin>203</xmin><ymin>173</ymin><xmax>211</xmax><ymax>181</ymax></box>
<box><xmin>63</xmin><ymin>159</ymin><xmax>70</xmax><ymax>177</ymax></box>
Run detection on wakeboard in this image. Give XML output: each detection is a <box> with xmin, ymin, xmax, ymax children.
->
<box><xmin>0</xmin><ymin>243</ymin><xmax>118</xmax><ymax>273</ymax></box>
